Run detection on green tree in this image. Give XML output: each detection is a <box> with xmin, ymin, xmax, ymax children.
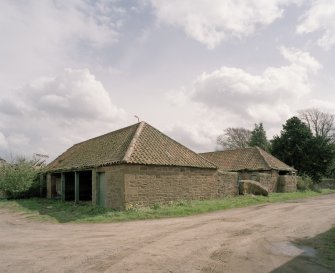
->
<box><xmin>271</xmin><ymin>116</ymin><xmax>335</xmax><ymax>182</ymax></box>
<box><xmin>305</xmin><ymin>136</ymin><xmax>335</xmax><ymax>181</ymax></box>
<box><xmin>271</xmin><ymin>117</ymin><xmax>313</xmax><ymax>172</ymax></box>
<box><xmin>248</xmin><ymin>123</ymin><xmax>270</xmax><ymax>151</ymax></box>
<box><xmin>0</xmin><ymin>157</ymin><xmax>38</xmax><ymax>198</ymax></box>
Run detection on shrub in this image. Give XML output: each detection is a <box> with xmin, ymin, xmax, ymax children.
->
<box><xmin>24</xmin><ymin>174</ymin><xmax>45</xmax><ymax>198</ymax></box>
<box><xmin>297</xmin><ymin>175</ymin><xmax>313</xmax><ymax>191</ymax></box>
<box><xmin>0</xmin><ymin>158</ymin><xmax>39</xmax><ymax>199</ymax></box>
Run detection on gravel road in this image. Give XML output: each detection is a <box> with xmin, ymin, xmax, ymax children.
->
<box><xmin>0</xmin><ymin>194</ymin><xmax>334</xmax><ymax>273</ymax></box>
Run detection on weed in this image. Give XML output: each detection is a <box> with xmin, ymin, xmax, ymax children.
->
<box><xmin>151</xmin><ymin>203</ymin><xmax>160</xmax><ymax>210</ymax></box>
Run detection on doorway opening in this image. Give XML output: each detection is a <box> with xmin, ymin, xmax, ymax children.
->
<box><xmin>78</xmin><ymin>171</ymin><xmax>92</xmax><ymax>201</ymax></box>
<box><xmin>64</xmin><ymin>172</ymin><xmax>75</xmax><ymax>201</ymax></box>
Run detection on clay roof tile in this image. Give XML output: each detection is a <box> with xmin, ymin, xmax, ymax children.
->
<box><xmin>47</xmin><ymin>122</ymin><xmax>217</xmax><ymax>172</ymax></box>
<box><xmin>200</xmin><ymin>147</ymin><xmax>295</xmax><ymax>172</ymax></box>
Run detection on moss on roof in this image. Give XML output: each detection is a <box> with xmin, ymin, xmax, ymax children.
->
<box><xmin>47</xmin><ymin>122</ymin><xmax>216</xmax><ymax>172</ymax></box>
<box><xmin>200</xmin><ymin>147</ymin><xmax>295</xmax><ymax>172</ymax></box>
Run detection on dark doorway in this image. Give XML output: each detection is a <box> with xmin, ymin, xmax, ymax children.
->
<box><xmin>64</xmin><ymin>172</ymin><xmax>75</xmax><ymax>201</ymax></box>
<box><xmin>78</xmin><ymin>171</ymin><xmax>92</xmax><ymax>201</ymax></box>
<box><xmin>50</xmin><ymin>173</ymin><xmax>61</xmax><ymax>198</ymax></box>
<box><xmin>63</xmin><ymin>171</ymin><xmax>92</xmax><ymax>201</ymax></box>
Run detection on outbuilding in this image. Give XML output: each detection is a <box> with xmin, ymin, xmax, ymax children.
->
<box><xmin>200</xmin><ymin>147</ymin><xmax>297</xmax><ymax>192</ymax></box>
<box><xmin>46</xmin><ymin>122</ymin><xmax>238</xmax><ymax>209</ymax></box>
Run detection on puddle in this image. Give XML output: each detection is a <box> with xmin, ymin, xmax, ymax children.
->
<box><xmin>270</xmin><ymin>242</ymin><xmax>316</xmax><ymax>257</ymax></box>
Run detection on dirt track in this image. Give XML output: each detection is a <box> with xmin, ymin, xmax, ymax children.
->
<box><xmin>0</xmin><ymin>194</ymin><xmax>334</xmax><ymax>273</ymax></box>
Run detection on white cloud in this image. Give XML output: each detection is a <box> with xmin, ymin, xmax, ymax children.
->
<box><xmin>1</xmin><ymin>0</ymin><xmax>120</xmax><ymax>48</ymax></box>
<box><xmin>308</xmin><ymin>99</ymin><xmax>335</xmax><ymax>113</ymax></box>
<box><xmin>0</xmin><ymin>0</ymin><xmax>123</xmax><ymax>90</ymax></box>
<box><xmin>280</xmin><ymin>46</ymin><xmax>322</xmax><ymax>72</ymax></box>
<box><xmin>165</xmin><ymin>47</ymin><xmax>322</xmax><ymax>151</ymax></box>
<box><xmin>150</xmin><ymin>0</ymin><xmax>303</xmax><ymax>48</ymax></box>
<box><xmin>0</xmin><ymin>132</ymin><xmax>9</xmax><ymax>151</ymax></box>
<box><xmin>297</xmin><ymin>0</ymin><xmax>335</xmax><ymax>49</ymax></box>
<box><xmin>166</xmin><ymin>122</ymin><xmax>221</xmax><ymax>152</ymax></box>
<box><xmin>189</xmin><ymin>47</ymin><xmax>321</xmax><ymax>123</ymax></box>
<box><xmin>0</xmin><ymin>69</ymin><xmax>125</xmax><ymax>159</ymax></box>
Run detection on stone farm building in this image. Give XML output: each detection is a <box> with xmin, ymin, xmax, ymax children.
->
<box><xmin>46</xmin><ymin>122</ymin><xmax>238</xmax><ymax>209</ymax></box>
<box><xmin>200</xmin><ymin>147</ymin><xmax>297</xmax><ymax>193</ymax></box>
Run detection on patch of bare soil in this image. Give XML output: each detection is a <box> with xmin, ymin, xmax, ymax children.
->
<box><xmin>0</xmin><ymin>194</ymin><xmax>335</xmax><ymax>273</ymax></box>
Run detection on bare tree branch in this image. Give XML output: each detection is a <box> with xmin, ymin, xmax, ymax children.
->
<box><xmin>298</xmin><ymin>108</ymin><xmax>335</xmax><ymax>141</ymax></box>
<box><xmin>217</xmin><ymin>127</ymin><xmax>251</xmax><ymax>150</ymax></box>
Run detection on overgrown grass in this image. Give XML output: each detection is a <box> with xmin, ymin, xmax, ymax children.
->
<box><xmin>0</xmin><ymin>190</ymin><xmax>334</xmax><ymax>223</ymax></box>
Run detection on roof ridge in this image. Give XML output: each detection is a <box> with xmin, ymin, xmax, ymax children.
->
<box><xmin>201</xmin><ymin>147</ymin><xmax>255</xmax><ymax>154</ymax></box>
<box><xmin>67</xmin><ymin>123</ymin><xmax>140</xmax><ymax>148</ymax></box>
<box><xmin>256</xmin><ymin>146</ymin><xmax>294</xmax><ymax>170</ymax></box>
<box><xmin>122</xmin><ymin>121</ymin><xmax>146</xmax><ymax>162</ymax></box>
<box><xmin>145</xmin><ymin>123</ymin><xmax>217</xmax><ymax>168</ymax></box>
<box><xmin>200</xmin><ymin>150</ymin><xmax>226</xmax><ymax>155</ymax></box>
<box><xmin>255</xmin><ymin>146</ymin><xmax>275</xmax><ymax>169</ymax></box>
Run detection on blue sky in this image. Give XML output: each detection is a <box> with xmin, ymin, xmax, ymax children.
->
<box><xmin>1</xmin><ymin>0</ymin><xmax>335</xmax><ymax>160</ymax></box>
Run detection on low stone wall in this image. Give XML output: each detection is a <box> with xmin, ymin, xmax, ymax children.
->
<box><xmin>277</xmin><ymin>175</ymin><xmax>297</xmax><ymax>192</ymax></box>
<box><xmin>257</xmin><ymin>172</ymin><xmax>278</xmax><ymax>193</ymax></box>
<box><xmin>123</xmin><ymin>165</ymin><xmax>238</xmax><ymax>208</ymax></box>
<box><xmin>217</xmin><ymin>171</ymin><xmax>239</xmax><ymax>197</ymax></box>
<box><xmin>216</xmin><ymin>171</ymin><xmax>239</xmax><ymax>198</ymax></box>
<box><xmin>319</xmin><ymin>179</ymin><xmax>335</xmax><ymax>189</ymax></box>
<box><xmin>238</xmin><ymin>171</ymin><xmax>277</xmax><ymax>192</ymax></box>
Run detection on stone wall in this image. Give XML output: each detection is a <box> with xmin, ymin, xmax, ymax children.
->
<box><xmin>277</xmin><ymin>175</ymin><xmax>297</xmax><ymax>192</ymax></box>
<box><xmin>48</xmin><ymin>165</ymin><xmax>237</xmax><ymax>209</ymax></box>
<box><xmin>238</xmin><ymin>171</ymin><xmax>278</xmax><ymax>192</ymax></box>
<box><xmin>257</xmin><ymin>171</ymin><xmax>278</xmax><ymax>192</ymax></box>
<box><xmin>217</xmin><ymin>171</ymin><xmax>239</xmax><ymax>197</ymax></box>
<box><xmin>96</xmin><ymin>165</ymin><xmax>125</xmax><ymax>210</ymax></box>
<box><xmin>122</xmin><ymin>165</ymin><xmax>238</xmax><ymax>208</ymax></box>
<box><xmin>319</xmin><ymin>179</ymin><xmax>335</xmax><ymax>189</ymax></box>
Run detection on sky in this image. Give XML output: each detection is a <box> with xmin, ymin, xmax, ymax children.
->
<box><xmin>1</xmin><ymin>0</ymin><xmax>335</xmax><ymax>161</ymax></box>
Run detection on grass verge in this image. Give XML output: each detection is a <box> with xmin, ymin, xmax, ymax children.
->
<box><xmin>0</xmin><ymin>190</ymin><xmax>334</xmax><ymax>223</ymax></box>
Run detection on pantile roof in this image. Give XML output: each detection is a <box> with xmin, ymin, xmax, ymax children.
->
<box><xmin>47</xmin><ymin>122</ymin><xmax>216</xmax><ymax>172</ymax></box>
<box><xmin>200</xmin><ymin>147</ymin><xmax>295</xmax><ymax>172</ymax></box>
